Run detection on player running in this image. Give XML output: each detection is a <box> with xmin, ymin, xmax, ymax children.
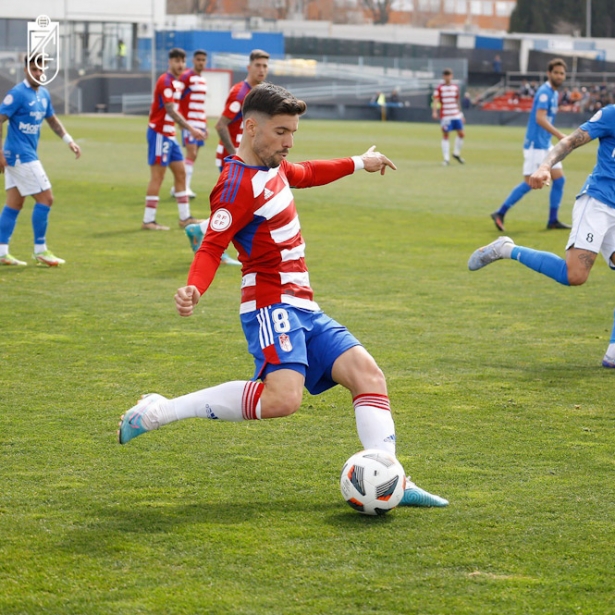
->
<box><xmin>119</xmin><ymin>83</ymin><xmax>448</xmax><ymax>509</ymax></box>
<box><xmin>432</xmin><ymin>68</ymin><xmax>465</xmax><ymax>166</ymax></box>
<box><xmin>469</xmin><ymin>104</ymin><xmax>615</xmax><ymax>367</ymax></box>
<box><xmin>143</xmin><ymin>47</ymin><xmax>205</xmax><ymax>231</ymax></box>
<box><xmin>0</xmin><ymin>56</ymin><xmax>81</xmax><ymax>267</ymax></box>
<box><xmin>491</xmin><ymin>58</ymin><xmax>569</xmax><ymax>232</ymax></box>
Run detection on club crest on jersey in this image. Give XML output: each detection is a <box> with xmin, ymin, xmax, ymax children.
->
<box><xmin>279</xmin><ymin>334</ymin><xmax>292</xmax><ymax>352</ymax></box>
<box><xmin>210</xmin><ymin>209</ymin><xmax>232</xmax><ymax>231</ymax></box>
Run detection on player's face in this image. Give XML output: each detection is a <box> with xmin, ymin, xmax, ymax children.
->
<box><xmin>169</xmin><ymin>56</ymin><xmax>186</xmax><ymax>77</ymax></box>
<box><xmin>193</xmin><ymin>54</ymin><xmax>207</xmax><ymax>73</ymax></box>
<box><xmin>548</xmin><ymin>65</ymin><xmax>566</xmax><ymax>88</ymax></box>
<box><xmin>24</xmin><ymin>63</ymin><xmax>43</xmax><ymax>88</ymax></box>
<box><xmin>250</xmin><ymin>113</ymin><xmax>298</xmax><ymax>168</ymax></box>
<box><xmin>443</xmin><ymin>73</ymin><xmax>453</xmax><ymax>84</ymax></box>
<box><xmin>247</xmin><ymin>59</ymin><xmax>269</xmax><ymax>86</ymax></box>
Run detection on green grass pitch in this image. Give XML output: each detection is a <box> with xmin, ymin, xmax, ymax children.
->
<box><xmin>1</xmin><ymin>115</ymin><xmax>614</xmax><ymax>614</ymax></box>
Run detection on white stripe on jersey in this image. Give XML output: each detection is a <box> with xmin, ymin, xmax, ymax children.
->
<box><xmin>254</xmin><ymin>185</ymin><xmax>294</xmax><ymax>220</ymax></box>
<box><xmin>280</xmin><ymin>242</ymin><xmax>305</xmax><ymax>262</ymax></box>
<box><xmin>241</xmin><ymin>272</ymin><xmax>257</xmax><ymax>288</ymax></box>
<box><xmin>280</xmin><ymin>271</ymin><xmax>311</xmax><ymax>288</ymax></box>
<box><xmin>251</xmin><ymin>167</ymin><xmax>280</xmax><ymax>197</ymax></box>
<box><xmin>270</xmin><ymin>217</ymin><xmax>301</xmax><ymax>243</ymax></box>
<box><xmin>256</xmin><ymin>307</ymin><xmax>275</xmax><ymax>349</ymax></box>
<box><xmin>280</xmin><ymin>295</ymin><xmax>320</xmax><ymax>311</ymax></box>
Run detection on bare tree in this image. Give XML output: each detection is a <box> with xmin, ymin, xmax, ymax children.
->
<box><xmin>362</xmin><ymin>0</ymin><xmax>393</xmax><ymax>24</ymax></box>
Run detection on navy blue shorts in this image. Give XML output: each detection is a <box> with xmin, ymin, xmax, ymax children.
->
<box><xmin>241</xmin><ymin>305</ymin><xmax>361</xmax><ymax>395</ymax></box>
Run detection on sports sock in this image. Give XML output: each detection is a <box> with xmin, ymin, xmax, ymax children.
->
<box><xmin>441</xmin><ymin>138</ymin><xmax>450</xmax><ymax>162</ymax></box>
<box><xmin>498</xmin><ymin>182</ymin><xmax>531</xmax><ymax>216</ymax></box>
<box><xmin>145</xmin><ymin>381</ymin><xmax>263</xmax><ymax>429</ymax></box>
<box><xmin>185</xmin><ymin>159</ymin><xmax>194</xmax><ymax>192</ymax></box>
<box><xmin>0</xmin><ymin>206</ymin><xmax>20</xmax><ymax>248</ymax></box>
<box><xmin>144</xmin><ymin>196</ymin><xmax>159</xmax><ymax>224</ymax></box>
<box><xmin>353</xmin><ymin>394</ymin><xmax>396</xmax><ymax>455</ymax></box>
<box><xmin>175</xmin><ymin>191</ymin><xmax>191</xmax><ymax>220</ymax></box>
<box><xmin>549</xmin><ymin>176</ymin><xmax>566</xmax><ymax>223</ymax></box>
<box><xmin>511</xmin><ymin>246</ymin><xmax>569</xmax><ymax>285</ymax></box>
<box><xmin>454</xmin><ymin>137</ymin><xmax>464</xmax><ymax>156</ymax></box>
<box><xmin>32</xmin><ymin>203</ymin><xmax>50</xmax><ymax>249</ymax></box>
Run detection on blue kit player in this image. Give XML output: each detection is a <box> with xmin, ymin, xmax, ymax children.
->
<box><xmin>0</xmin><ymin>56</ymin><xmax>80</xmax><ymax>266</ymax></box>
<box><xmin>469</xmin><ymin>104</ymin><xmax>615</xmax><ymax>368</ymax></box>
<box><xmin>491</xmin><ymin>59</ymin><xmax>570</xmax><ymax>232</ymax></box>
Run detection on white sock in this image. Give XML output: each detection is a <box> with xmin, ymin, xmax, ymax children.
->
<box><xmin>353</xmin><ymin>394</ymin><xmax>396</xmax><ymax>455</ymax></box>
<box><xmin>605</xmin><ymin>343</ymin><xmax>615</xmax><ymax>359</ymax></box>
<box><xmin>454</xmin><ymin>137</ymin><xmax>464</xmax><ymax>156</ymax></box>
<box><xmin>0</xmin><ymin>244</ymin><xmax>8</xmax><ymax>257</ymax></box>
<box><xmin>175</xmin><ymin>191</ymin><xmax>191</xmax><ymax>220</ymax></box>
<box><xmin>185</xmin><ymin>159</ymin><xmax>194</xmax><ymax>192</ymax></box>
<box><xmin>441</xmin><ymin>139</ymin><xmax>450</xmax><ymax>162</ymax></box>
<box><xmin>144</xmin><ymin>196</ymin><xmax>159</xmax><ymax>224</ymax></box>
<box><xmin>146</xmin><ymin>381</ymin><xmax>263</xmax><ymax>429</ymax></box>
<box><xmin>34</xmin><ymin>244</ymin><xmax>47</xmax><ymax>254</ymax></box>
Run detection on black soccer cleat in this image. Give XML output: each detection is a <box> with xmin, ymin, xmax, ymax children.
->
<box><xmin>453</xmin><ymin>154</ymin><xmax>465</xmax><ymax>164</ymax></box>
<box><xmin>546</xmin><ymin>220</ymin><xmax>571</xmax><ymax>230</ymax></box>
<box><xmin>490</xmin><ymin>211</ymin><xmax>505</xmax><ymax>232</ymax></box>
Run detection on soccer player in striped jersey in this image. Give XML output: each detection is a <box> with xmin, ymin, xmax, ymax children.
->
<box><xmin>432</xmin><ymin>68</ymin><xmax>465</xmax><ymax>166</ymax></box>
<box><xmin>214</xmin><ymin>49</ymin><xmax>269</xmax><ymax>173</ymax></box>
<box><xmin>491</xmin><ymin>59</ymin><xmax>569</xmax><ymax>232</ymax></box>
<box><xmin>143</xmin><ymin>48</ymin><xmax>205</xmax><ymax>231</ymax></box>
<box><xmin>175</xmin><ymin>49</ymin><xmax>209</xmax><ymax>199</ymax></box>
<box><xmin>119</xmin><ymin>83</ymin><xmax>448</xmax><ymax>508</ymax></box>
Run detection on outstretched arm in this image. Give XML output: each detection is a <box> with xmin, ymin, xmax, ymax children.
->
<box><xmin>360</xmin><ymin>145</ymin><xmax>397</xmax><ymax>175</ymax></box>
<box><xmin>529</xmin><ymin>127</ymin><xmax>592</xmax><ymax>189</ymax></box>
<box><xmin>175</xmin><ymin>285</ymin><xmax>201</xmax><ymax>317</ymax></box>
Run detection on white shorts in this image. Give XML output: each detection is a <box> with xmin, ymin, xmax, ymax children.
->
<box><xmin>523</xmin><ymin>147</ymin><xmax>563</xmax><ymax>176</ymax></box>
<box><xmin>566</xmin><ymin>193</ymin><xmax>615</xmax><ymax>267</ymax></box>
<box><xmin>4</xmin><ymin>160</ymin><xmax>51</xmax><ymax>196</ymax></box>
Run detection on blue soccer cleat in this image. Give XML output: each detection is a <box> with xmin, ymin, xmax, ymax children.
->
<box><xmin>399</xmin><ymin>478</ymin><xmax>449</xmax><ymax>507</ymax></box>
<box><xmin>602</xmin><ymin>354</ymin><xmax>615</xmax><ymax>369</ymax></box>
<box><xmin>220</xmin><ymin>253</ymin><xmax>241</xmax><ymax>266</ymax></box>
<box><xmin>118</xmin><ymin>393</ymin><xmax>166</xmax><ymax>444</ymax></box>
<box><xmin>185</xmin><ymin>223</ymin><xmax>204</xmax><ymax>253</ymax></box>
<box><xmin>468</xmin><ymin>236</ymin><xmax>514</xmax><ymax>271</ymax></box>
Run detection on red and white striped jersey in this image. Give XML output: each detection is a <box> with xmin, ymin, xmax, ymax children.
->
<box><xmin>148</xmin><ymin>72</ymin><xmax>185</xmax><ymax>137</ymax></box>
<box><xmin>187</xmin><ymin>156</ymin><xmax>358</xmax><ymax>313</ymax></box>
<box><xmin>179</xmin><ymin>68</ymin><xmax>207</xmax><ymax>131</ymax></box>
<box><xmin>433</xmin><ymin>82</ymin><xmax>462</xmax><ymax>120</ymax></box>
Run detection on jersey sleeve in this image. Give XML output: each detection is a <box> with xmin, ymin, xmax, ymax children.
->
<box><xmin>186</xmin><ymin>178</ymin><xmax>253</xmax><ymax>294</ymax></box>
<box><xmin>535</xmin><ymin>90</ymin><xmax>551</xmax><ymax>111</ymax></box>
<box><xmin>580</xmin><ymin>106</ymin><xmax>615</xmax><ymax>140</ymax></box>
<box><xmin>0</xmin><ymin>89</ymin><xmax>20</xmax><ymax>118</ymax></box>
<box><xmin>157</xmin><ymin>75</ymin><xmax>176</xmax><ymax>107</ymax></box>
<box><xmin>283</xmin><ymin>158</ymin><xmax>356</xmax><ymax>189</ymax></box>
<box><xmin>221</xmin><ymin>84</ymin><xmax>243</xmax><ymax>121</ymax></box>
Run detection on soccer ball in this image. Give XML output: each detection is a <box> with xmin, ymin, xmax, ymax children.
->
<box><xmin>340</xmin><ymin>449</ymin><xmax>406</xmax><ymax>515</ymax></box>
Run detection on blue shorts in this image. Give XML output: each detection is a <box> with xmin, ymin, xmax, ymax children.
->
<box><xmin>241</xmin><ymin>305</ymin><xmax>361</xmax><ymax>395</ymax></box>
<box><xmin>147</xmin><ymin>127</ymin><xmax>183</xmax><ymax>167</ymax></box>
<box><xmin>441</xmin><ymin>118</ymin><xmax>464</xmax><ymax>133</ymax></box>
<box><xmin>182</xmin><ymin>129</ymin><xmax>205</xmax><ymax>148</ymax></box>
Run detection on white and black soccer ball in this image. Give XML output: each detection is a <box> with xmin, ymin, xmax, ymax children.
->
<box><xmin>340</xmin><ymin>449</ymin><xmax>406</xmax><ymax>515</ymax></box>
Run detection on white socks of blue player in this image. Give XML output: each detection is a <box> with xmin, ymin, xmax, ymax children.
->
<box><xmin>441</xmin><ymin>139</ymin><xmax>450</xmax><ymax>163</ymax></box>
<box><xmin>454</xmin><ymin>137</ymin><xmax>464</xmax><ymax>157</ymax></box>
<box><xmin>353</xmin><ymin>394</ymin><xmax>396</xmax><ymax>455</ymax></box>
<box><xmin>140</xmin><ymin>380</ymin><xmax>263</xmax><ymax>430</ymax></box>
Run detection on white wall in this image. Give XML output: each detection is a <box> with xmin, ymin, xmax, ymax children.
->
<box><xmin>0</xmin><ymin>0</ymin><xmax>166</xmax><ymax>24</ymax></box>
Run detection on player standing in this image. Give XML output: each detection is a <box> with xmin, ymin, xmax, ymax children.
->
<box><xmin>173</xmin><ymin>49</ymin><xmax>209</xmax><ymax>199</ymax></box>
<box><xmin>0</xmin><ymin>57</ymin><xmax>80</xmax><ymax>267</ymax></box>
<box><xmin>184</xmin><ymin>49</ymin><xmax>270</xmax><ymax>259</ymax></box>
<box><xmin>432</xmin><ymin>68</ymin><xmax>465</xmax><ymax>166</ymax></box>
<box><xmin>491</xmin><ymin>59</ymin><xmax>569</xmax><ymax>232</ymax></box>
<box><xmin>469</xmin><ymin>104</ymin><xmax>615</xmax><ymax>367</ymax></box>
<box><xmin>143</xmin><ymin>48</ymin><xmax>205</xmax><ymax>231</ymax></box>
<box><xmin>119</xmin><ymin>83</ymin><xmax>448</xmax><ymax>509</ymax></box>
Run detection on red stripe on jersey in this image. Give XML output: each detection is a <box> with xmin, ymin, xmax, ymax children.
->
<box><xmin>148</xmin><ymin>72</ymin><xmax>184</xmax><ymax>137</ymax></box>
<box><xmin>179</xmin><ymin>69</ymin><xmax>207</xmax><ymax>127</ymax></box>
<box><xmin>434</xmin><ymin>83</ymin><xmax>461</xmax><ymax>120</ymax></box>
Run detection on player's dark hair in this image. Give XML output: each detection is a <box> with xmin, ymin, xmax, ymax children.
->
<box><xmin>442</xmin><ymin>68</ymin><xmax>453</xmax><ymax>76</ymax></box>
<box><xmin>243</xmin><ymin>83</ymin><xmax>307</xmax><ymax>118</ymax></box>
<box><xmin>24</xmin><ymin>55</ymin><xmax>37</xmax><ymax>67</ymax></box>
<box><xmin>249</xmin><ymin>49</ymin><xmax>270</xmax><ymax>62</ymax></box>
<box><xmin>168</xmin><ymin>48</ymin><xmax>186</xmax><ymax>60</ymax></box>
<box><xmin>548</xmin><ymin>58</ymin><xmax>567</xmax><ymax>72</ymax></box>
<box><xmin>193</xmin><ymin>49</ymin><xmax>207</xmax><ymax>57</ymax></box>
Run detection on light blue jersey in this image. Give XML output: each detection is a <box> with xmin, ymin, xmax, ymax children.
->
<box><xmin>524</xmin><ymin>81</ymin><xmax>559</xmax><ymax>150</ymax></box>
<box><xmin>0</xmin><ymin>80</ymin><xmax>54</xmax><ymax>165</ymax></box>
<box><xmin>578</xmin><ymin>105</ymin><xmax>615</xmax><ymax>209</ymax></box>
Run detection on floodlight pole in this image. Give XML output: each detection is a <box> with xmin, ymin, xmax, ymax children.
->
<box><xmin>586</xmin><ymin>0</ymin><xmax>591</xmax><ymax>37</ymax></box>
